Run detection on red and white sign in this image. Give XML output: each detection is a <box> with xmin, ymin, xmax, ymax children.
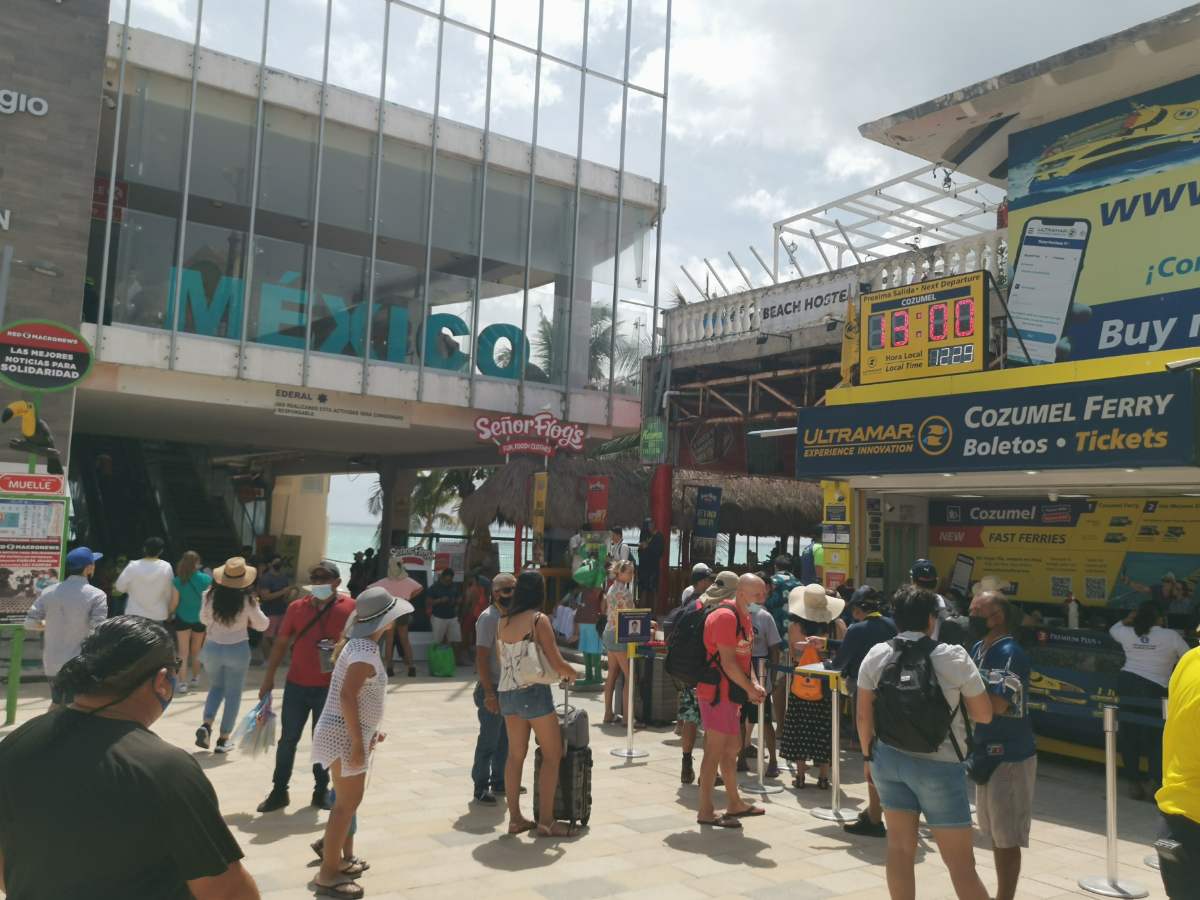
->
<box><xmin>0</xmin><ymin>474</ymin><xmax>65</xmax><ymax>495</ymax></box>
<box><xmin>585</xmin><ymin>476</ymin><xmax>610</xmax><ymax>531</ymax></box>
<box><xmin>474</xmin><ymin>412</ymin><xmax>585</xmax><ymax>458</ymax></box>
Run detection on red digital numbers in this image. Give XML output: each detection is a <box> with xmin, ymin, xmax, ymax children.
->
<box><xmin>954</xmin><ymin>297</ymin><xmax>975</xmax><ymax>337</ymax></box>
<box><xmin>928</xmin><ymin>303</ymin><xmax>948</xmax><ymax>341</ymax></box>
<box><xmin>891</xmin><ymin>309</ymin><xmax>910</xmax><ymax>347</ymax></box>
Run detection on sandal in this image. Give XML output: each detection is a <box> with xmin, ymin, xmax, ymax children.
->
<box><xmin>507</xmin><ymin>819</ymin><xmax>536</xmax><ymax>835</ymax></box>
<box><xmin>729</xmin><ymin>804</ymin><xmax>765</xmax><ymax>818</ymax></box>
<box><xmin>314</xmin><ymin>879</ymin><xmax>364</xmax><ymax>898</ymax></box>
<box><xmin>536</xmin><ymin>822</ymin><xmax>575</xmax><ymax>837</ymax></box>
<box><xmin>793</xmin><ymin>776</ymin><xmax>806</xmax><ymax>789</ymax></box>
<box><xmin>697</xmin><ymin>814</ymin><xmax>742</xmax><ymax>829</ymax></box>
<box><xmin>766</xmin><ymin>763</ymin><xmax>780</xmax><ymax>778</ymax></box>
<box><xmin>311</xmin><ymin>840</ymin><xmax>370</xmax><ymax>872</ymax></box>
<box><xmin>816</xmin><ymin>777</ymin><xmax>831</xmax><ymax>791</ymax></box>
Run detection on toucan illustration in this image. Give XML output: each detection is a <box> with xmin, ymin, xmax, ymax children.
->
<box><xmin>1</xmin><ymin>400</ymin><xmax>63</xmax><ymax>474</ymax></box>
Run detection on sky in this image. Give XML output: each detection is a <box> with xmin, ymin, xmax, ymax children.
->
<box><xmin>119</xmin><ymin>0</ymin><xmax>1191</xmax><ymax>523</ymax></box>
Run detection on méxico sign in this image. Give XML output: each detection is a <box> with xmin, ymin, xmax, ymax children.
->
<box><xmin>795</xmin><ymin>370</ymin><xmax>1198</xmax><ymax>476</ymax></box>
<box><xmin>474</xmin><ymin>412</ymin><xmax>585</xmax><ymax>458</ymax></box>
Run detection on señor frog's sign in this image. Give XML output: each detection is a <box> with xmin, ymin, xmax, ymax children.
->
<box><xmin>474</xmin><ymin>412</ymin><xmax>585</xmax><ymax>458</ymax></box>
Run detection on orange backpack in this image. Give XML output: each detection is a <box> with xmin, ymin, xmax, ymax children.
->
<box><xmin>790</xmin><ymin>641</ymin><xmax>825</xmax><ymax>701</ymax></box>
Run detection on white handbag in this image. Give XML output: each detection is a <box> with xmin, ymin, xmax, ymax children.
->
<box><xmin>514</xmin><ymin>614</ymin><xmax>561</xmax><ymax>686</ymax></box>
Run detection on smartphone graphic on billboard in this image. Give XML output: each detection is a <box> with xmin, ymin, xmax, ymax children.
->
<box><xmin>1005</xmin><ymin>217</ymin><xmax>1090</xmax><ymax>365</ymax></box>
<box><xmin>950</xmin><ymin>553</ymin><xmax>975</xmax><ymax>596</ymax></box>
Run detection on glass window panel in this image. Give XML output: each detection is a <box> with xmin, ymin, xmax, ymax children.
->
<box><xmin>445</xmin><ymin>0</ymin><xmax>492</xmax><ymax>30</ymax></box>
<box><xmin>489</xmin><ymin>43</ymin><xmax>536</xmax><ymax>143</ymax></box>
<box><xmin>618</xmin><ymin>201</ymin><xmax>653</xmax><ymax>290</ymax></box>
<box><xmin>85</xmin><ymin>75</ymin><xmax>122</xmax><ymax>326</ymax></box>
<box><xmin>536</xmin><ymin>59</ymin><xmax>580</xmax><ymax>158</ymax></box>
<box><xmin>580</xmin><ymin>73</ymin><xmax>621</xmax><ymax>170</ymax></box>
<box><xmin>327</xmin><ymin>0</ymin><xmax>385</xmax><ymax>95</ymax></box>
<box><xmin>438</xmin><ymin>22</ymin><xmax>489</xmax><ymax>130</ymax></box>
<box><xmin>629</xmin><ymin>0</ymin><xmax>666</xmax><ymax>93</ymax></box>
<box><xmin>384</xmin><ymin>5</ymin><xmax>439</xmax><ymax>113</ymax></box>
<box><xmin>494</xmin><ymin>0</ymin><xmax>539</xmax><ymax>48</ymax></box>
<box><xmin>248</xmin><ymin>103</ymin><xmax>319</xmax><ymax>347</ymax></box>
<box><xmin>310</xmin><ymin>120</ymin><xmax>376</xmax><ymax>359</ymax></box>
<box><xmin>266</xmin><ymin>0</ymin><xmax>329</xmax><ymax>83</ymax></box>
<box><xmin>199</xmin><ymin>0</ymin><xmax>266</xmax><ymax>60</ymax></box>
<box><xmin>623</xmin><ymin>90</ymin><xmax>661</xmax><ymax>180</ymax></box>
<box><xmin>172</xmin><ymin>84</ymin><xmax>258</xmax><ymax>340</ymax></box>
<box><xmin>542</xmin><ymin>0</ymin><xmax>584</xmax><ymax>63</ymax></box>
<box><xmin>525</xmin><ymin>178</ymin><xmax>574</xmax><ymax>386</ymax></box>
<box><xmin>129</xmin><ymin>0</ymin><xmax>198</xmax><ymax>41</ymax></box>
<box><xmin>575</xmin><ymin>191</ymin><xmax>617</xmax><ymax>392</ymax></box>
<box><xmin>475</xmin><ymin>166</ymin><xmax>529</xmax><ymax>381</ymax></box>
<box><xmin>614</xmin><ymin>297</ymin><xmax>650</xmax><ymax>395</ymax></box>
<box><xmin>108</xmin><ymin>66</ymin><xmax>191</xmax><ymax>329</ymax></box>
<box><xmin>586</xmin><ymin>0</ymin><xmax>628</xmax><ymax>79</ymax></box>
<box><xmin>109</xmin><ymin>0</ymin><xmax>125</xmax><ymax>23</ymax></box>
<box><xmin>424</xmin><ymin>153</ymin><xmax>482</xmax><ymax>373</ymax></box>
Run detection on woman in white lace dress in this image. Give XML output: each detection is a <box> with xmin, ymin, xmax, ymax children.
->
<box><xmin>311</xmin><ymin>587</ymin><xmax>412</xmax><ymax>899</ymax></box>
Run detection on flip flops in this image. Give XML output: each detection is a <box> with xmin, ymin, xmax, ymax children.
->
<box><xmin>729</xmin><ymin>804</ymin><xmax>766</xmax><ymax>818</ymax></box>
<box><xmin>313</xmin><ymin>880</ymin><xmax>364</xmax><ymax>898</ymax></box>
<box><xmin>697</xmin><ymin>814</ymin><xmax>742</xmax><ymax>829</ymax></box>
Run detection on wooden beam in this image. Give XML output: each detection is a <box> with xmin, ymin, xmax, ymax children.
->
<box><xmin>707</xmin><ymin>387</ymin><xmax>744</xmax><ymax>417</ymax></box>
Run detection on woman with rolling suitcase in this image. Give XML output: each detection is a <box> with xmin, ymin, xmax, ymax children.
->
<box><xmin>496</xmin><ymin>571</ymin><xmax>578</xmax><ymax>837</ymax></box>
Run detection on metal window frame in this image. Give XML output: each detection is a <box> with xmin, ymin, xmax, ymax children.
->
<box><xmin>166</xmin><ymin>0</ymin><xmax>205</xmax><ymax>371</ymax></box>
<box><xmin>606</xmin><ymin>0</ymin><xmax>634</xmax><ymax>425</ymax></box>
<box><xmin>516</xmin><ymin>0</ymin><xmax>545</xmax><ymax>414</ymax></box>
<box><xmin>299</xmin><ymin>0</ymin><xmax>335</xmax><ymax>386</ymax></box>
<box><xmin>648</xmin><ymin>0</ymin><xmax>671</xmax><ymax>357</ymax></box>
<box><xmin>235</xmin><ymin>0</ymin><xmax>272</xmax><ymax>378</ymax></box>
<box><xmin>466</xmin><ymin>0</ymin><xmax>498</xmax><ymax>410</ymax></box>
<box><xmin>360</xmin><ymin>0</ymin><xmax>392</xmax><ymax>394</ymax></box>
<box><xmin>95</xmin><ymin>0</ymin><xmax>132</xmax><ymax>362</ymax></box>
<box><xmin>561</xmin><ymin>0</ymin><xmax>590</xmax><ymax>425</ymax></box>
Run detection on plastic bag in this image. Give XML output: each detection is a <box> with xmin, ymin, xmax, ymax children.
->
<box><xmin>233</xmin><ymin>697</ymin><xmax>277</xmax><ymax>757</ymax></box>
<box><xmin>428</xmin><ymin>643</ymin><xmax>456</xmax><ymax>678</ymax></box>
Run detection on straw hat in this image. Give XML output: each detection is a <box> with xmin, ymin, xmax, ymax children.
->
<box><xmin>787</xmin><ymin>583</ymin><xmax>845</xmax><ymax>623</ymax></box>
<box><xmin>214</xmin><ymin>556</ymin><xmax>257</xmax><ymax>589</ymax></box>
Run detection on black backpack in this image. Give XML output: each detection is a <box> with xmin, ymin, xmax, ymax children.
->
<box><xmin>873</xmin><ymin>637</ymin><xmax>969</xmax><ymax>759</ymax></box>
<box><xmin>665</xmin><ymin>601</ymin><xmax>745</xmax><ymax>688</ymax></box>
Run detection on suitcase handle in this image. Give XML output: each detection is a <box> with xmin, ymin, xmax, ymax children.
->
<box><xmin>556</xmin><ymin>680</ymin><xmax>576</xmax><ymax>716</ymax></box>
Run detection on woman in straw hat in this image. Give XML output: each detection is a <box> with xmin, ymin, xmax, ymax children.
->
<box><xmin>311</xmin><ymin>586</ymin><xmax>413</xmax><ymax>898</ymax></box>
<box><xmin>196</xmin><ymin>556</ymin><xmax>269</xmax><ymax>753</ymax></box>
<box><xmin>779</xmin><ymin>584</ymin><xmax>846</xmax><ymax>790</ymax></box>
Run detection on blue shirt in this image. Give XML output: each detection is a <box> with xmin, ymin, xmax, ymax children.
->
<box><xmin>970</xmin><ymin>635</ymin><xmax>1036</xmax><ymax>763</ymax></box>
<box><xmin>24</xmin><ymin>575</ymin><xmax>109</xmax><ymax>676</ymax></box>
<box><xmin>766</xmin><ymin>572</ymin><xmax>799</xmax><ymax>637</ymax></box>
<box><xmin>831</xmin><ymin>613</ymin><xmax>897</xmax><ymax>679</ymax></box>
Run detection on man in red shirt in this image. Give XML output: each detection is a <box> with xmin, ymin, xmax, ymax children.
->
<box><xmin>256</xmin><ymin>560</ymin><xmax>355</xmax><ymax>813</ymax></box>
<box><xmin>697</xmin><ymin>572</ymin><xmax>768</xmax><ymax>829</ymax></box>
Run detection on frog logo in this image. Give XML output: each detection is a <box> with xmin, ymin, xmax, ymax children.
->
<box><xmin>918</xmin><ymin>416</ymin><xmax>953</xmax><ymax>456</ymax></box>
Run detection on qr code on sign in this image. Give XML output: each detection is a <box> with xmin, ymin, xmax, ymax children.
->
<box><xmin>1085</xmin><ymin>577</ymin><xmax>1107</xmax><ymax>602</ymax></box>
<box><xmin>1050</xmin><ymin>576</ymin><xmax>1072</xmax><ymax>598</ymax></box>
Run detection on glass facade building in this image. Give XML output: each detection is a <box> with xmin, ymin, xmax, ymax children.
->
<box><xmin>88</xmin><ymin>0</ymin><xmax>669</xmax><ymax>417</ymax></box>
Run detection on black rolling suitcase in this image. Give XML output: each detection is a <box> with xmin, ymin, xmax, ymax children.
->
<box><xmin>533</xmin><ymin>684</ymin><xmax>593</xmax><ymax>827</ymax></box>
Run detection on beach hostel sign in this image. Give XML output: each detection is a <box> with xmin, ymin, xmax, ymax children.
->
<box><xmin>474</xmin><ymin>412</ymin><xmax>585</xmax><ymax>458</ymax></box>
<box><xmin>794</xmin><ymin>370</ymin><xmax>1198</xmax><ymax>477</ymax></box>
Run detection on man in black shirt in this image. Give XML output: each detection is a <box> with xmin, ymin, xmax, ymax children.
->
<box><xmin>427</xmin><ymin>568</ymin><xmax>465</xmax><ymax>665</ymax></box>
<box><xmin>637</xmin><ymin>518</ymin><xmax>666</xmax><ymax>608</ymax></box>
<box><xmin>0</xmin><ymin>616</ymin><xmax>258</xmax><ymax>900</ymax></box>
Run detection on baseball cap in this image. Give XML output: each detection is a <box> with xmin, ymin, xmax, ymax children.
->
<box><xmin>910</xmin><ymin>559</ymin><xmax>937</xmax><ymax>583</ymax></box>
<box><xmin>66</xmin><ymin>546</ymin><xmax>103</xmax><ymax>570</ymax></box>
<box><xmin>702</xmin><ymin>570</ymin><xmax>738</xmax><ymax>602</ymax></box>
<box><xmin>690</xmin><ymin>562</ymin><xmax>713</xmax><ymax>582</ymax></box>
<box><xmin>310</xmin><ymin>559</ymin><xmax>342</xmax><ymax>579</ymax></box>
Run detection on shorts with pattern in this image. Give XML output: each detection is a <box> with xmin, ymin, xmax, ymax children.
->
<box><xmin>677</xmin><ymin>686</ymin><xmax>700</xmax><ymax>725</ymax></box>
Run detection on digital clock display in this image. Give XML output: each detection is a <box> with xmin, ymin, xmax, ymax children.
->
<box><xmin>859</xmin><ymin>270</ymin><xmax>988</xmax><ymax>385</ymax></box>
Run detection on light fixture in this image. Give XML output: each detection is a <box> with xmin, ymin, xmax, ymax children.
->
<box><xmin>1059</xmin><ymin>494</ymin><xmax>1090</xmax><ymax>499</ymax></box>
<box><xmin>953</xmin><ymin>494</ymin><xmax>983</xmax><ymax>499</ymax></box>
<box><xmin>1183</xmin><ymin>492</ymin><xmax>1200</xmax><ymax>497</ymax></box>
<box><xmin>1165</xmin><ymin>356</ymin><xmax>1200</xmax><ymax>372</ymax></box>
<box><xmin>1123</xmin><ymin>468</ymin><xmax>1139</xmax><ymax>473</ymax></box>
<box><xmin>28</xmin><ymin>260</ymin><xmax>62</xmax><ymax>277</ymax></box>
<box><xmin>1024</xmin><ymin>470</ymin><xmax>1039</xmax><ymax>476</ymax></box>
<box><xmin>868</xmin><ymin>475</ymin><xmax>881</xmax><ymax>480</ymax></box>
<box><xmin>941</xmin><ymin>473</ymin><xmax>954</xmax><ymax>477</ymax></box>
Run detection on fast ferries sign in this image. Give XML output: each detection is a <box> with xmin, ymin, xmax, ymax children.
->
<box><xmin>474</xmin><ymin>413</ymin><xmax>585</xmax><ymax>458</ymax></box>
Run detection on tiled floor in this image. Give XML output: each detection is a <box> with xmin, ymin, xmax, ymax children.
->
<box><xmin>2</xmin><ymin>670</ymin><xmax>1170</xmax><ymax>899</ymax></box>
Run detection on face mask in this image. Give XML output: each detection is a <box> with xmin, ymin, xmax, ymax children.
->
<box><xmin>158</xmin><ymin>673</ymin><xmax>177</xmax><ymax>712</ymax></box>
<box><xmin>272</xmin><ymin>563</ymin><xmax>281</xmax><ymax>571</ymax></box>
<box><xmin>311</xmin><ymin>584</ymin><xmax>334</xmax><ymax>600</ymax></box>
<box><xmin>968</xmin><ymin>616</ymin><xmax>991</xmax><ymax>640</ymax></box>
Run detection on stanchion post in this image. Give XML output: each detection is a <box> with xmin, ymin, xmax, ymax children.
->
<box><xmin>4</xmin><ymin>624</ymin><xmax>24</xmax><ymax>726</ymax></box>
<box><xmin>1079</xmin><ymin>705</ymin><xmax>1148</xmax><ymax>898</ymax></box>
<box><xmin>741</xmin><ymin>658</ymin><xmax>783</xmax><ymax>795</ymax></box>
<box><xmin>610</xmin><ymin>642</ymin><xmax>648</xmax><ymax>760</ymax></box>
<box><xmin>812</xmin><ymin>668</ymin><xmax>856</xmax><ymax>822</ymax></box>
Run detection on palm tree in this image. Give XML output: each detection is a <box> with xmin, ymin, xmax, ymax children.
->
<box><xmin>531</xmin><ymin>305</ymin><xmax>641</xmax><ymax>387</ymax></box>
<box><xmin>366</xmin><ymin>467</ymin><xmax>493</xmax><ymax>546</ymax></box>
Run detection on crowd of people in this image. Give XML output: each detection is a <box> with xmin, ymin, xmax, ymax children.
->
<box><xmin>2</xmin><ymin>536</ymin><xmax>1197</xmax><ymax>900</ymax></box>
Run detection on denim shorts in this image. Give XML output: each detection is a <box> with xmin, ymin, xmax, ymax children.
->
<box><xmin>498</xmin><ymin>684</ymin><xmax>556</xmax><ymax>720</ymax></box>
<box><xmin>871</xmin><ymin>740</ymin><xmax>972</xmax><ymax>828</ymax></box>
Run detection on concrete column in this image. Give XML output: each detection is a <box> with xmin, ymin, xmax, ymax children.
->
<box><xmin>376</xmin><ymin>461</ymin><xmax>416</xmax><ymax>578</ymax></box>
<box><xmin>557</xmin><ymin>274</ymin><xmax>592</xmax><ymax>391</ymax></box>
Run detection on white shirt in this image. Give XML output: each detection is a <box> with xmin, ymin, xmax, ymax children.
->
<box><xmin>680</xmin><ymin>585</ymin><xmax>696</xmax><ymax>606</ymax></box>
<box><xmin>858</xmin><ymin>630</ymin><xmax>986</xmax><ymax>762</ymax></box>
<box><xmin>1109</xmin><ymin>622</ymin><xmax>1189</xmax><ymax>688</ymax></box>
<box><xmin>115</xmin><ymin>558</ymin><xmax>175</xmax><ymax>621</ymax></box>
<box><xmin>200</xmin><ymin>594</ymin><xmax>270</xmax><ymax>644</ymax></box>
<box><xmin>23</xmin><ymin>575</ymin><xmax>108</xmax><ymax>676</ymax></box>
<box><xmin>607</xmin><ymin>540</ymin><xmax>630</xmax><ymax>562</ymax></box>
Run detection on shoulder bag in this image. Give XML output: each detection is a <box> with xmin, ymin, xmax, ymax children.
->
<box><xmin>514</xmin><ymin>613</ymin><xmax>561</xmax><ymax>686</ymax></box>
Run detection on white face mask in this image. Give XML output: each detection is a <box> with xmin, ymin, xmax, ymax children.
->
<box><xmin>310</xmin><ymin>584</ymin><xmax>334</xmax><ymax>601</ymax></box>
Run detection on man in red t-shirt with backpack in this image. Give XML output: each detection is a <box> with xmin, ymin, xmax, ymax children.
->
<box><xmin>696</xmin><ymin>572</ymin><xmax>768</xmax><ymax>829</ymax></box>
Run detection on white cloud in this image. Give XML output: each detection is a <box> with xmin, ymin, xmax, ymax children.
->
<box><xmin>732</xmin><ymin>187</ymin><xmax>796</xmax><ymax>224</ymax></box>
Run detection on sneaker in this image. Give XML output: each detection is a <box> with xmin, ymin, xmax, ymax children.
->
<box><xmin>194</xmin><ymin>724</ymin><xmax>211</xmax><ymax>750</ymax></box>
<box><xmin>214</xmin><ymin>737</ymin><xmax>231</xmax><ymax>754</ymax></box>
<box><xmin>177</xmin><ymin>681</ymin><xmax>189</xmax><ymax>694</ymax></box>
<box><xmin>256</xmin><ymin>789</ymin><xmax>289</xmax><ymax>813</ymax></box>
<box><xmin>493</xmin><ymin>785</ymin><xmax>526</xmax><ymax>796</ymax></box>
<box><xmin>681</xmin><ymin>754</ymin><xmax>695</xmax><ymax>785</ymax></box>
<box><xmin>843</xmin><ymin>811</ymin><xmax>887</xmax><ymax>838</ymax></box>
<box><xmin>474</xmin><ymin>790</ymin><xmax>498</xmax><ymax>805</ymax></box>
<box><xmin>312</xmin><ymin>789</ymin><xmax>332</xmax><ymax>810</ymax></box>
<box><xmin>189</xmin><ymin>675</ymin><xmax>200</xmax><ymax>687</ymax></box>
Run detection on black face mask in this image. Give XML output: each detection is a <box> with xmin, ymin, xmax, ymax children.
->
<box><xmin>968</xmin><ymin>616</ymin><xmax>991</xmax><ymax>640</ymax></box>
<box><xmin>271</xmin><ymin>563</ymin><xmax>281</xmax><ymax>571</ymax></box>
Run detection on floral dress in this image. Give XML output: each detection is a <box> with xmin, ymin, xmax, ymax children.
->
<box><xmin>602</xmin><ymin>581</ymin><xmax>636</xmax><ymax>653</ymax></box>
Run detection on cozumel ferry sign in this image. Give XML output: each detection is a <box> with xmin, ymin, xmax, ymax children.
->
<box><xmin>474</xmin><ymin>412</ymin><xmax>585</xmax><ymax>459</ymax></box>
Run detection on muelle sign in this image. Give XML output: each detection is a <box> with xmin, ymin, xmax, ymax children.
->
<box><xmin>474</xmin><ymin>412</ymin><xmax>585</xmax><ymax>458</ymax></box>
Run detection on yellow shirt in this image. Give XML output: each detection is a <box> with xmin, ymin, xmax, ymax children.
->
<box><xmin>1157</xmin><ymin>645</ymin><xmax>1200</xmax><ymax>823</ymax></box>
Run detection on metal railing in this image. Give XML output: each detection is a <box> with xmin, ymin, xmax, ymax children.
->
<box><xmin>662</xmin><ymin>230</ymin><xmax>1007</xmax><ymax>349</ymax></box>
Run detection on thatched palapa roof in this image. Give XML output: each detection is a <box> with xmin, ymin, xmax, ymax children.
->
<box><xmin>458</xmin><ymin>456</ymin><xmax>822</xmax><ymax>536</ymax></box>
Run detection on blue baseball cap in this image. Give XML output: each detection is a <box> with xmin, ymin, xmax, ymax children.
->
<box><xmin>67</xmin><ymin>547</ymin><xmax>103</xmax><ymax>570</ymax></box>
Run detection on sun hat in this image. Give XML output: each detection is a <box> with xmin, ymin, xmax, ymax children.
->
<box><xmin>701</xmin><ymin>570</ymin><xmax>739</xmax><ymax>602</ymax></box>
<box><xmin>214</xmin><ymin>556</ymin><xmax>257</xmax><ymax>589</ymax></box>
<box><xmin>348</xmin><ymin>586</ymin><xmax>414</xmax><ymax>639</ymax></box>
<box><xmin>787</xmin><ymin>583</ymin><xmax>845</xmax><ymax>623</ymax></box>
